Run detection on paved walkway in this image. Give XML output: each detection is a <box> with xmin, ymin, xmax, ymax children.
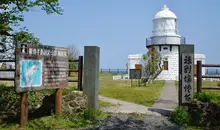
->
<box><xmin>99</xmin><ymin>95</ymin><xmax>161</xmax><ymax>116</ymax></box>
<box><xmin>99</xmin><ymin>80</ymin><xmax>178</xmax><ymax>116</ymax></box>
<box><xmin>152</xmin><ymin>80</ymin><xmax>178</xmax><ymax>109</ymax></box>
<box><xmin>99</xmin><ymin>95</ymin><xmax>173</xmax><ymax>116</ymax></box>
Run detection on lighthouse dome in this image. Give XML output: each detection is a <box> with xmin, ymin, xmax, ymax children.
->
<box><xmin>154</xmin><ymin>5</ymin><xmax>177</xmax><ymax>19</ymax></box>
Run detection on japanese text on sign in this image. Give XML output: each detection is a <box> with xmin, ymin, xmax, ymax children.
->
<box><xmin>182</xmin><ymin>53</ymin><xmax>194</xmax><ymax>103</ymax></box>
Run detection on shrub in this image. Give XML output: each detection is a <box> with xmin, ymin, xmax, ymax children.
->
<box><xmin>171</xmin><ymin>106</ymin><xmax>190</xmax><ymax>126</ymax></box>
<box><xmin>194</xmin><ymin>92</ymin><xmax>220</xmax><ymax>102</ymax></box>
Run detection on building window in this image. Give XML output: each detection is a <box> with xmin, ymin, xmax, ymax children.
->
<box><xmin>163</xmin><ymin>47</ymin><xmax>168</xmax><ymax>50</ymax></box>
<box><xmin>163</xmin><ymin>61</ymin><xmax>168</xmax><ymax>70</ymax></box>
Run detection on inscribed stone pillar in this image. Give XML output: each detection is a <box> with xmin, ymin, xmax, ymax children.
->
<box><xmin>179</xmin><ymin>44</ymin><xmax>194</xmax><ymax>106</ymax></box>
<box><xmin>83</xmin><ymin>46</ymin><xmax>100</xmax><ymax>111</ymax></box>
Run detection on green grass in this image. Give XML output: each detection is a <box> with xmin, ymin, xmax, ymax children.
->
<box><xmin>99</xmin><ymin>73</ymin><xmax>165</xmax><ymax>107</ymax></box>
<box><xmin>175</xmin><ymin>80</ymin><xmax>220</xmax><ymax>96</ymax></box>
<box><xmin>0</xmin><ymin>111</ymin><xmax>108</xmax><ymax>130</ymax></box>
<box><xmin>0</xmin><ymin>73</ymin><xmax>164</xmax><ymax>129</ymax></box>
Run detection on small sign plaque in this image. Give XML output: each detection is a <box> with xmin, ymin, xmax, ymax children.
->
<box><xmin>135</xmin><ymin>64</ymin><xmax>142</xmax><ymax>70</ymax></box>
<box><xmin>15</xmin><ymin>43</ymin><xmax>68</xmax><ymax>93</ymax></box>
<box><xmin>129</xmin><ymin>69</ymin><xmax>142</xmax><ymax>79</ymax></box>
<box><xmin>181</xmin><ymin>53</ymin><xmax>194</xmax><ymax>103</ymax></box>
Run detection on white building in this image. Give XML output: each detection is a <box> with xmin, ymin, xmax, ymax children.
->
<box><xmin>127</xmin><ymin>5</ymin><xmax>206</xmax><ymax>80</ymax></box>
<box><xmin>127</xmin><ymin>54</ymin><xmax>145</xmax><ymax>76</ymax></box>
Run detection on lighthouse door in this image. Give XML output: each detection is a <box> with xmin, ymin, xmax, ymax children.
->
<box><xmin>163</xmin><ymin>61</ymin><xmax>168</xmax><ymax>70</ymax></box>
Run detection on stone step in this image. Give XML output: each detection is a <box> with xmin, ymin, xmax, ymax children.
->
<box><xmin>156</xmin><ymin>70</ymin><xmax>176</xmax><ymax>80</ymax></box>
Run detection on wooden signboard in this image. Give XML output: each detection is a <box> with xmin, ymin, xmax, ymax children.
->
<box><xmin>135</xmin><ymin>64</ymin><xmax>142</xmax><ymax>70</ymax></box>
<box><xmin>129</xmin><ymin>69</ymin><xmax>142</xmax><ymax>79</ymax></box>
<box><xmin>15</xmin><ymin>43</ymin><xmax>68</xmax><ymax>93</ymax></box>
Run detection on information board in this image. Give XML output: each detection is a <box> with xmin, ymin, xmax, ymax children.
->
<box><xmin>15</xmin><ymin>43</ymin><xmax>68</xmax><ymax>93</ymax></box>
<box><xmin>135</xmin><ymin>64</ymin><xmax>142</xmax><ymax>70</ymax></box>
<box><xmin>129</xmin><ymin>69</ymin><xmax>142</xmax><ymax>79</ymax></box>
<box><xmin>181</xmin><ymin>53</ymin><xmax>194</xmax><ymax>103</ymax></box>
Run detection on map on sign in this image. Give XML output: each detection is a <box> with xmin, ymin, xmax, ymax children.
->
<box><xmin>20</xmin><ymin>60</ymin><xmax>42</xmax><ymax>88</ymax></box>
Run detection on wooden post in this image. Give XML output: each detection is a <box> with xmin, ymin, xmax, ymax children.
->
<box><xmin>197</xmin><ymin>61</ymin><xmax>202</xmax><ymax>93</ymax></box>
<box><xmin>117</xmin><ymin>69</ymin><xmax>119</xmax><ymax>73</ymax></box>
<box><xmin>78</xmin><ymin>56</ymin><xmax>83</xmax><ymax>91</ymax></box>
<box><xmin>109</xmin><ymin>68</ymin><xmax>110</xmax><ymax>73</ymax></box>
<box><xmin>55</xmin><ymin>88</ymin><xmax>62</xmax><ymax>115</ymax></box>
<box><xmin>20</xmin><ymin>92</ymin><xmax>28</xmax><ymax>127</ymax></box>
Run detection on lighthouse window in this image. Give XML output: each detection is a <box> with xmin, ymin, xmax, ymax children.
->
<box><xmin>163</xmin><ymin>47</ymin><xmax>168</xmax><ymax>50</ymax></box>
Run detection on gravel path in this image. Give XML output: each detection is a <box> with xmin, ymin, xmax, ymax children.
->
<box><xmin>86</xmin><ymin>114</ymin><xmax>183</xmax><ymax>130</ymax></box>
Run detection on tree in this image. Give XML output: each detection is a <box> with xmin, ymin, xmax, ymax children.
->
<box><xmin>0</xmin><ymin>0</ymin><xmax>62</xmax><ymax>37</ymax></box>
<box><xmin>0</xmin><ymin>0</ymin><xmax>63</xmax><ymax>58</ymax></box>
<box><xmin>67</xmin><ymin>44</ymin><xmax>80</xmax><ymax>59</ymax></box>
<box><xmin>67</xmin><ymin>44</ymin><xmax>80</xmax><ymax>76</ymax></box>
<box><xmin>142</xmin><ymin>47</ymin><xmax>161</xmax><ymax>85</ymax></box>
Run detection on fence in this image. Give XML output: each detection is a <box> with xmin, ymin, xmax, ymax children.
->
<box><xmin>68</xmin><ymin>56</ymin><xmax>83</xmax><ymax>91</ymax></box>
<box><xmin>100</xmin><ymin>69</ymin><xmax>128</xmax><ymax>74</ymax></box>
<box><xmin>196</xmin><ymin>61</ymin><xmax>220</xmax><ymax>93</ymax></box>
<box><xmin>0</xmin><ymin>56</ymin><xmax>83</xmax><ymax>91</ymax></box>
<box><xmin>206</xmin><ymin>69</ymin><xmax>220</xmax><ymax>75</ymax></box>
<box><xmin>0</xmin><ymin>59</ymin><xmax>15</xmax><ymax>81</ymax></box>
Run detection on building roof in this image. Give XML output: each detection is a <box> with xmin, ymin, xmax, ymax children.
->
<box><xmin>154</xmin><ymin>5</ymin><xmax>177</xmax><ymax>19</ymax></box>
<box><xmin>128</xmin><ymin>54</ymin><xmax>143</xmax><ymax>59</ymax></box>
<box><xmin>195</xmin><ymin>53</ymin><xmax>206</xmax><ymax>59</ymax></box>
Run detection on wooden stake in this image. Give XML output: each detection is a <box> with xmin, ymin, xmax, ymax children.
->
<box><xmin>55</xmin><ymin>88</ymin><xmax>62</xmax><ymax>115</ymax></box>
<box><xmin>20</xmin><ymin>92</ymin><xmax>28</xmax><ymax>128</ymax></box>
<box><xmin>197</xmin><ymin>61</ymin><xmax>202</xmax><ymax>93</ymax></box>
<box><xmin>78</xmin><ymin>56</ymin><xmax>83</xmax><ymax>91</ymax></box>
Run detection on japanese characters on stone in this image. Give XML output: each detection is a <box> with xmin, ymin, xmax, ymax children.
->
<box><xmin>182</xmin><ymin>54</ymin><xmax>194</xmax><ymax>103</ymax></box>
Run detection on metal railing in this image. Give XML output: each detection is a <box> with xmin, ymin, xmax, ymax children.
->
<box><xmin>146</xmin><ymin>36</ymin><xmax>186</xmax><ymax>47</ymax></box>
<box><xmin>100</xmin><ymin>69</ymin><xmax>128</xmax><ymax>74</ymax></box>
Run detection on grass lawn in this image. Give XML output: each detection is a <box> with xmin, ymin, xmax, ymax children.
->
<box><xmin>99</xmin><ymin>73</ymin><xmax>165</xmax><ymax>107</ymax></box>
<box><xmin>175</xmin><ymin>80</ymin><xmax>220</xmax><ymax>96</ymax></box>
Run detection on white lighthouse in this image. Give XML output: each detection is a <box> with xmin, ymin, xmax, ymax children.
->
<box><xmin>146</xmin><ymin>5</ymin><xmax>185</xmax><ymax>80</ymax></box>
<box><xmin>124</xmin><ymin>5</ymin><xmax>206</xmax><ymax>81</ymax></box>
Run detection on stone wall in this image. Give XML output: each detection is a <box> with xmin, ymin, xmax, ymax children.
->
<box><xmin>0</xmin><ymin>90</ymin><xmax>88</xmax><ymax>119</ymax></box>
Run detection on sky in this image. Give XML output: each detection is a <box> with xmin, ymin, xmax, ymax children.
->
<box><xmin>22</xmin><ymin>0</ymin><xmax>220</xmax><ymax>69</ymax></box>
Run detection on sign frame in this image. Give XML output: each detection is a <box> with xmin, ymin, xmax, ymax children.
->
<box><xmin>15</xmin><ymin>43</ymin><xmax>69</xmax><ymax>93</ymax></box>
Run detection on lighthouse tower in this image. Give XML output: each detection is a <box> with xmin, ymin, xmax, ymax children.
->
<box><xmin>146</xmin><ymin>5</ymin><xmax>186</xmax><ymax>80</ymax></box>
